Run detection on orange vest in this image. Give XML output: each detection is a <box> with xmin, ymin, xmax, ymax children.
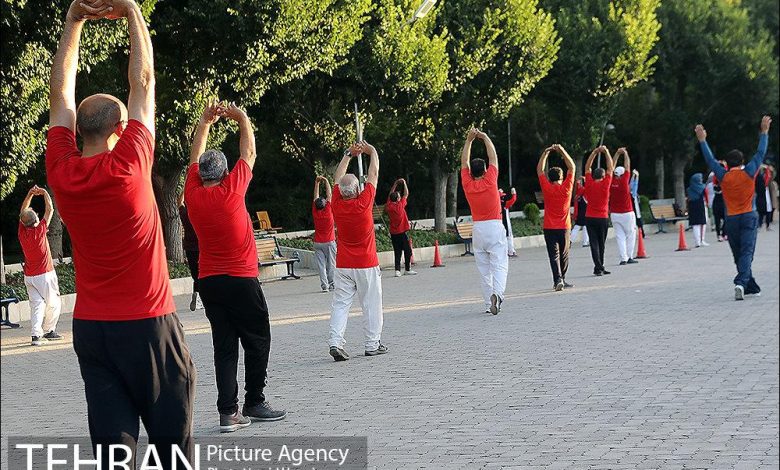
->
<box><xmin>721</xmin><ymin>168</ymin><xmax>757</xmax><ymax>216</ymax></box>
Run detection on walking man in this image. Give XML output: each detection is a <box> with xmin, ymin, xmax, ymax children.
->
<box><xmin>18</xmin><ymin>186</ymin><xmax>62</xmax><ymax>346</ymax></box>
<box><xmin>185</xmin><ymin>100</ymin><xmax>287</xmax><ymax>431</ymax></box>
<box><xmin>583</xmin><ymin>146</ymin><xmax>615</xmax><ymax>276</ymax></box>
<box><xmin>461</xmin><ymin>128</ymin><xmax>508</xmax><ymax>315</ymax></box>
<box><xmin>695</xmin><ymin>115</ymin><xmax>772</xmax><ymax>300</ymax></box>
<box><xmin>386</xmin><ymin>178</ymin><xmax>417</xmax><ymax>277</ymax></box>
<box><xmin>46</xmin><ymin>0</ymin><xmax>195</xmax><ymax>464</ymax></box>
<box><xmin>328</xmin><ymin>142</ymin><xmax>387</xmax><ymax>361</ymax></box>
<box><xmin>609</xmin><ymin>148</ymin><xmax>639</xmax><ymax>265</ymax></box>
<box><xmin>313</xmin><ymin>176</ymin><xmax>337</xmax><ymax>292</ymax></box>
<box><xmin>537</xmin><ymin>145</ymin><xmax>575</xmax><ymax>291</ymax></box>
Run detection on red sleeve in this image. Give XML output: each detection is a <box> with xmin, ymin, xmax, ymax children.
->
<box><xmin>486</xmin><ymin>165</ymin><xmax>498</xmax><ymax>184</ymax></box>
<box><xmin>401</xmin><ymin>198</ymin><xmax>408</xmax><ymax>209</ymax></box>
<box><xmin>585</xmin><ymin>173</ymin><xmax>594</xmax><ymax>185</ymax></box>
<box><xmin>505</xmin><ymin>194</ymin><xmax>517</xmax><ymax>209</ymax></box>
<box><xmin>184</xmin><ymin>164</ymin><xmax>202</xmax><ymax>200</ymax></box>
<box><xmin>564</xmin><ymin>173</ymin><xmax>575</xmax><ymax>193</ymax></box>
<box><xmin>226</xmin><ymin>159</ymin><xmax>252</xmax><ymax>195</ymax></box>
<box><xmin>45</xmin><ymin>126</ymin><xmax>81</xmax><ymax>182</ymax></box>
<box><xmin>460</xmin><ymin>168</ymin><xmax>472</xmax><ymax>191</ymax></box>
<box><xmin>538</xmin><ymin>174</ymin><xmax>549</xmax><ymax>191</ymax></box>
<box><xmin>358</xmin><ymin>182</ymin><xmax>376</xmax><ymax>210</ymax></box>
<box><xmin>110</xmin><ymin>120</ymin><xmax>155</xmax><ymax>176</ymax></box>
<box><xmin>333</xmin><ymin>184</ymin><xmax>342</xmax><ymax>202</ymax></box>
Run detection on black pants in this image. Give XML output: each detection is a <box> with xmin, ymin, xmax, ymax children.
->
<box><xmin>713</xmin><ymin>195</ymin><xmax>726</xmax><ymax>237</ymax></box>
<box><xmin>73</xmin><ymin>314</ymin><xmax>196</xmax><ymax>467</ymax></box>
<box><xmin>185</xmin><ymin>250</ymin><xmax>199</xmax><ymax>292</ymax></box>
<box><xmin>759</xmin><ymin>210</ymin><xmax>774</xmax><ymax>228</ymax></box>
<box><xmin>585</xmin><ymin>217</ymin><xmax>609</xmax><ymax>273</ymax></box>
<box><xmin>390</xmin><ymin>232</ymin><xmax>412</xmax><ymax>272</ymax></box>
<box><xmin>199</xmin><ymin>275</ymin><xmax>271</xmax><ymax>415</ymax></box>
<box><xmin>543</xmin><ymin>229</ymin><xmax>570</xmax><ymax>284</ymax></box>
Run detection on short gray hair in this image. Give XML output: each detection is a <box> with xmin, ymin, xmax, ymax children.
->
<box><xmin>20</xmin><ymin>209</ymin><xmax>38</xmax><ymax>227</ymax></box>
<box><xmin>338</xmin><ymin>174</ymin><xmax>360</xmax><ymax>199</ymax></box>
<box><xmin>199</xmin><ymin>149</ymin><xmax>228</xmax><ymax>182</ymax></box>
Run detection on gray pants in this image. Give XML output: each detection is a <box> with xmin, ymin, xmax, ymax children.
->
<box><xmin>313</xmin><ymin>241</ymin><xmax>336</xmax><ymax>290</ymax></box>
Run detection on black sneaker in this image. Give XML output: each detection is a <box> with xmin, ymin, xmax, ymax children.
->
<box><xmin>365</xmin><ymin>343</ymin><xmax>388</xmax><ymax>356</ymax></box>
<box><xmin>563</xmin><ymin>281</ymin><xmax>574</xmax><ymax>288</ymax></box>
<box><xmin>594</xmin><ymin>271</ymin><xmax>603</xmax><ymax>277</ymax></box>
<box><xmin>554</xmin><ymin>281</ymin><xmax>564</xmax><ymax>292</ymax></box>
<box><xmin>602</xmin><ymin>270</ymin><xmax>611</xmax><ymax>275</ymax></box>
<box><xmin>627</xmin><ymin>258</ymin><xmax>639</xmax><ymax>264</ymax></box>
<box><xmin>329</xmin><ymin>346</ymin><xmax>350</xmax><ymax>362</ymax></box>
<box><xmin>619</xmin><ymin>261</ymin><xmax>627</xmax><ymax>266</ymax></box>
<box><xmin>43</xmin><ymin>331</ymin><xmax>62</xmax><ymax>341</ymax></box>
<box><xmin>219</xmin><ymin>411</ymin><xmax>252</xmax><ymax>433</ymax></box>
<box><xmin>31</xmin><ymin>336</ymin><xmax>45</xmax><ymax>346</ymax></box>
<box><xmin>242</xmin><ymin>402</ymin><xmax>287</xmax><ymax>422</ymax></box>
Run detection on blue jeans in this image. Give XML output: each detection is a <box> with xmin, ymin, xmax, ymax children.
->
<box><xmin>724</xmin><ymin>211</ymin><xmax>760</xmax><ymax>292</ymax></box>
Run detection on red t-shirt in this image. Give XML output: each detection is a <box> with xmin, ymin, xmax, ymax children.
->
<box><xmin>184</xmin><ymin>160</ymin><xmax>259</xmax><ymax>279</ymax></box>
<box><xmin>331</xmin><ymin>183</ymin><xmax>379</xmax><ymax>268</ymax></box>
<box><xmin>312</xmin><ymin>201</ymin><xmax>335</xmax><ymax>243</ymax></box>
<box><xmin>539</xmin><ymin>173</ymin><xmax>574</xmax><ymax>229</ymax></box>
<box><xmin>609</xmin><ymin>173</ymin><xmax>633</xmax><ymax>214</ymax></box>
<box><xmin>18</xmin><ymin>220</ymin><xmax>54</xmax><ymax>276</ymax></box>
<box><xmin>386</xmin><ymin>197</ymin><xmax>411</xmax><ymax>235</ymax></box>
<box><xmin>45</xmin><ymin>121</ymin><xmax>175</xmax><ymax>321</ymax></box>
<box><xmin>461</xmin><ymin>165</ymin><xmax>501</xmax><ymax>221</ymax></box>
<box><xmin>584</xmin><ymin>173</ymin><xmax>613</xmax><ymax>219</ymax></box>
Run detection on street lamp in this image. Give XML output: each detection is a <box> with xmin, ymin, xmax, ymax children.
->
<box><xmin>597</xmin><ymin>123</ymin><xmax>615</xmax><ymax>168</ymax></box>
<box><xmin>408</xmin><ymin>0</ymin><xmax>437</xmax><ymax>23</ymax></box>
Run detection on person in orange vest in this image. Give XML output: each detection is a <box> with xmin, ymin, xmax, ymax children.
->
<box><xmin>695</xmin><ymin>115</ymin><xmax>772</xmax><ymax>300</ymax></box>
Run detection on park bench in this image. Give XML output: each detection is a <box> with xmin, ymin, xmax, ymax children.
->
<box><xmin>453</xmin><ymin>218</ymin><xmax>475</xmax><ymax>256</ymax></box>
<box><xmin>534</xmin><ymin>191</ymin><xmax>544</xmax><ymax>204</ymax></box>
<box><xmin>372</xmin><ymin>204</ymin><xmax>387</xmax><ymax>230</ymax></box>
<box><xmin>650</xmin><ymin>201</ymin><xmax>687</xmax><ymax>234</ymax></box>
<box><xmin>1</xmin><ymin>289</ymin><xmax>21</xmax><ymax>329</ymax></box>
<box><xmin>255</xmin><ymin>236</ymin><xmax>301</xmax><ymax>280</ymax></box>
<box><xmin>255</xmin><ymin>211</ymin><xmax>283</xmax><ymax>233</ymax></box>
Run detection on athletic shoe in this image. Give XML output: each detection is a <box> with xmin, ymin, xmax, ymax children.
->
<box><xmin>321</xmin><ymin>287</ymin><xmax>329</xmax><ymax>293</ymax></box>
<box><xmin>583</xmin><ymin>244</ymin><xmax>590</xmax><ymax>247</ymax></box>
<box><xmin>723</xmin><ymin>235</ymin><xmax>728</xmax><ymax>241</ymax></box>
<box><xmin>329</xmin><ymin>346</ymin><xmax>350</xmax><ymax>362</ymax></box>
<box><xmin>328</xmin><ymin>285</ymin><xmax>335</xmax><ymax>292</ymax></box>
<box><xmin>219</xmin><ymin>411</ymin><xmax>252</xmax><ymax>433</ymax></box>
<box><xmin>619</xmin><ymin>261</ymin><xmax>627</xmax><ymax>266</ymax></box>
<box><xmin>365</xmin><ymin>343</ymin><xmax>388</xmax><ymax>356</ymax></box>
<box><xmin>404</xmin><ymin>270</ymin><xmax>418</xmax><ymax>276</ymax></box>
<box><xmin>189</xmin><ymin>292</ymin><xmax>198</xmax><ymax>311</ymax></box>
<box><xmin>508</xmin><ymin>253</ymin><xmax>518</xmax><ymax>258</ymax></box>
<box><xmin>489</xmin><ymin>294</ymin><xmax>502</xmax><ymax>315</ymax></box>
<box><xmin>602</xmin><ymin>270</ymin><xmax>611</xmax><ymax>275</ymax></box>
<box><xmin>242</xmin><ymin>402</ymin><xmax>287</xmax><ymax>422</ymax></box>
<box><xmin>594</xmin><ymin>271</ymin><xmax>603</xmax><ymax>277</ymax></box>
<box><xmin>484</xmin><ymin>309</ymin><xmax>491</xmax><ymax>314</ymax></box>
<box><xmin>734</xmin><ymin>285</ymin><xmax>745</xmax><ymax>301</ymax></box>
<box><xmin>563</xmin><ymin>281</ymin><xmax>574</xmax><ymax>288</ymax></box>
<box><xmin>31</xmin><ymin>336</ymin><xmax>45</xmax><ymax>346</ymax></box>
<box><xmin>627</xmin><ymin>258</ymin><xmax>639</xmax><ymax>264</ymax></box>
<box><xmin>554</xmin><ymin>281</ymin><xmax>564</xmax><ymax>292</ymax></box>
<box><xmin>701</xmin><ymin>241</ymin><xmax>710</xmax><ymax>246</ymax></box>
<box><xmin>394</xmin><ymin>271</ymin><xmax>402</xmax><ymax>277</ymax></box>
<box><xmin>717</xmin><ymin>236</ymin><xmax>723</xmax><ymax>242</ymax></box>
<box><xmin>43</xmin><ymin>331</ymin><xmax>62</xmax><ymax>341</ymax></box>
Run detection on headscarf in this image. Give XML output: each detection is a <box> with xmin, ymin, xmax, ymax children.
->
<box><xmin>687</xmin><ymin>173</ymin><xmax>705</xmax><ymax>200</ymax></box>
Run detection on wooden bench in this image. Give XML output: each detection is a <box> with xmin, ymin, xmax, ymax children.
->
<box><xmin>650</xmin><ymin>202</ymin><xmax>687</xmax><ymax>234</ymax></box>
<box><xmin>1</xmin><ymin>289</ymin><xmax>21</xmax><ymax>329</ymax></box>
<box><xmin>372</xmin><ymin>204</ymin><xmax>387</xmax><ymax>229</ymax></box>
<box><xmin>534</xmin><ymin>191</ymin><xmax>544</xmax><ymax>204</ymax></box>
<box><xmin>454</xmin><ymin>219</ymin><xmax>475</xmax><ymax>256</ymax></box>
<box><xmin>255</xmin><ymin>236</ymin><xmax>300</xmax><ymax>280</ymax></box>
<box><xmin>255</xmin><ymin>211</ymin><xmax>283</xmax><ymax>233</ymax></box>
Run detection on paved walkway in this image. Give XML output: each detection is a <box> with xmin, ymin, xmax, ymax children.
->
<box><xmin>1</xmin><ymin>229</ymin><xmax>778</xmax><ymax>469</ymax></box>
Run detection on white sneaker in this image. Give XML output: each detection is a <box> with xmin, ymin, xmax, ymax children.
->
<box><xmin>195</xmin><ymin>293</ymin><xmax>204</xmax><ymax>310</ymax></box>
<box><xmin>734</xmin><ymin>285</ymin><xmax>744</xmax><ymax>301</ymax></box>
<box><xmin>701</xmin><ymin>241</ymin><xmax>710</xmax><ymax>246</ymax></box>
<box><xmin>404</xmin><ymin>270</ymin><xmax>418</xmax><ymax>276</ymax></box>
<box><xmin>394</xmin><ymin>271</ymin><xmax>402</xmax><ymax>277</ymax></box>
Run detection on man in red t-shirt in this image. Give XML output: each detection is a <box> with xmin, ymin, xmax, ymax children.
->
<box><xmin>537</xmin><ymin>144</ymin><xmax>575</xmax><ymax>291</ymax></box>
<box><xmin>45</xmin><ymin>2</ymin><xmax>195</xmax><ymax>464</ymax></box>
<box><xmin>313</xmin><ymin>175</ymin><xmax>336</xmax><ymax>292</ymax></box>
<box><xmin>18</xmin><ymin>186</ymin><xmax>62</xmax><ymax>346</ymax></box>
<box><xmin>386</xmin><ymin>178</ymin><xmax>417</xmax><ymax>277</ymax></box>
<box><xmin>461</xmin><ymin>128</ymin><xmax>508</xmax><ymax>315</ymax></box>
<box><xmin>609</xmin><ymin>148</ymin><xmax>639</xmax><ymax>266</ymax></box>
<box><xmin>328</xmin><ymin>141</ymin><xmax>387</xmax><ymax>361</ymax></box>
<box><xmin>185</xmin><ymin>101</ymin><xmax>286</xmax><ymax>430</ymax></box>
<box><xmin>583</xmin><ymin>146</ymin><xmax>615</xmax><ymax>276</ymax></box>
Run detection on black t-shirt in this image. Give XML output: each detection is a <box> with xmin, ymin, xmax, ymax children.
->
<box><xmin>179</xmin><ymin>205</ymin><xmax>199</xmax><ymax>252</ymax></box>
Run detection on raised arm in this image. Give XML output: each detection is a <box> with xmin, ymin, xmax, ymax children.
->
<box><xmin>389</xmin><ymin>179</ymin><xmax>399</xmax><ymax>198</ymax></box>
<box><xmin>556</xmin><ymin>144</ymin><xmax>576</xmax><ymax>175</ymax></box>
<box><xmin>123</xmin><ymin>0</ymin><xmax>156</xmax><ymax>134</ymax></box>
<box><xmin>602</xmin><ymin>147</ymin><xmax>615</xmax><ymax>174</ymax></box>
<box><xmin>461</xmin><ymin>129</ymin><xmax>477</xmax><ymax>170</ymax></box>
<box><xmin>744</xmin><ymin>116</ymin><xmax>772</xmax><ymax>177</ymax></box>
<box><xmin>178</xmin><ymin>191</ymin><xmax>185</xmax><ymax>207</ymax></box>
<box><xmin>40</xmin><ymin>188</ymin><xmax>54</xmax><ymax>226</ymax></box>
<box><xmin>313</xmin><ymin>177</ymin><xmax>322</xmax><ymax>201</ymax></box>
<box><xmin>334</xmin><ymin>146</ymin><xmax>358</xmax><ymax>182</ymax></box>
<box><xmin>363</xmin><ymin>141</ymin><xmax>380</xmax><ymax>188</ymax></box>
<box><xmin>20</xmin><ymin>187</ymin><xmax>37</xmax><ymax>217</ymax></box>
<box><xmin>616</xmin><ymin>147</ymin><xmax>630</xmax><ymax>174</ymax></box>
<box><xmin>322</xmin><ymin>177</ymin><xmax>332</xmax><ymax>201</ymax></box>
<box><xmin>222</xmin><ymin>103</ymin><xmax>256</xmax><ymax>168</ymax></box>
<box><xmin>400</xmin><ymin>179</ymin><xmax>409</xmax><ymax>198</ymax></box>
<box><xmin>189</xmin><ymin>99</ymin><xmax>222</xmax><ymax>166</ymax></box>
<box><xmin>584</xmin><ymin>148</ymin><xmax>599</xmax><ymax>174</ymax></box>
<box><xmin>478</xmin><ymin>130</ymin><xmax>498</xmax><ymax>171</ymax></box>
<box><xmin>695</xmin><ymin>124</ymin><xmax>727</xmax><ymax>181</ymax></box>
<box><xmin>537</xmin><ymin>146</ymin><xmax>552</xmax><ymax>176</ymax></box>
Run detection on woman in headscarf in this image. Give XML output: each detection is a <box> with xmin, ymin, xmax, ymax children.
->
<box><xmin>687</xmin><ymin>173</ymin><xmax>709</xmax><ymax>247</ymax></box>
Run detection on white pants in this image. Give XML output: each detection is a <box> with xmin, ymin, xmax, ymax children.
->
<box><xmin>692</xmin><ymin>224</ymin><xmax>707</xmax><ymax>246</ymax></box>
<box><xmin>24</xmin><ymin>270</ymin><xmax>61</xmax><ymax>337</ymax></box>
<box><xmin>473</xmin><ymin>220</ymin><xmax>509</xmax><ymax>308</ymax></box>
<box><xmin>504</xmin><ymin>208</ymin><xmax>516</xmax><ymax>255</ymax></box>
<box><xmin>313</xmin><ymin>241</ymin><xmax>336</xmax><ymax>290</ymax></box>
<box><xmin>610</xmin><ymin>211</ymin><xmax>637</xmax><ymax>262</ymax></box>
<box><xmin>329</xmin><ymin>266</ymin><xmax>383</xmax><ymax>351</ymax></box>
<box><xmin>570</xmin><ymin>225</ymin><xmax>590</xmax><ymax>246</ymax></box>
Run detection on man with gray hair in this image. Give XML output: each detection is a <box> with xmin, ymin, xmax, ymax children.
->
<box><xmin>185</xmin><ymin>100</ymin><xmax>286</xmax><ymax>432</ymax></box>
<box><xmin>328</xmin><ymin>141</ymin><xmax>387</xmax><ymax>361</ymax></box>
<box><xmin>18</xmin><ymin>185</ymin><xmax>62</xmax><ymax>346</ymax></box>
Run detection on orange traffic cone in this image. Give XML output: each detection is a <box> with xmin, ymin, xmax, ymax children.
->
<box><xmin>431</xmin><ymin>240</ymin><xmax>445</xmax><ymax>267</ymax></box>
<box><xmin>409</xmin><ymin>237</ymin><xmax>416</xmax><ymax>265</ymax></box>
<box><xmin>675</xmin><ymin>223</ymin><xmax>690</xmax><ymax>251</ymax></box>
<box><xmin>635</xmin><ymin>227</ymin><xmax>648</xmax><ymax>258</ymax></box>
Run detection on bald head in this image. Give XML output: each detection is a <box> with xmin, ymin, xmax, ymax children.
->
<box><xmin>338</xmin><ymin>174</ymin><xmax>360</xmax><ymax>199</ymax></box>
<box><xmin>20</xmin><ymin>209</ymin><xmax>39</xmax><ymax>227</ymax></box>
<box><xmin>76</xmin><ymin>94</ymin><xmax>128</xmax><ymax>142</ymax></box>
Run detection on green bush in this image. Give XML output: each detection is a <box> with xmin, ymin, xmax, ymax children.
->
<box><xmin>510</xmin><ymin>218</ymin><xmax>544</xmax><ymax>237</ymax></box>
<box><xmin>523</xmin><ymin>202</ymin><xmax>541</xmax><ymax>225</ymax></box>
<box><xmin>639</xmin><ymin>195</ymin><xmax>652</xmax><ymax>222</ymax></box>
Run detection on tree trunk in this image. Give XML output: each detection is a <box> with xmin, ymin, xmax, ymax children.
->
<box><xmin>446</xmin><ymin>170</ymin><xmax>458</xmax><ymax>218</ymax></box>
<box><xmin>46</xmin><ymin>207</ymin><xmax>65</xmax><ymax>261</ymax></box>
<box><xmin>671</xmin><ymin>156</ymin><xmax>689</xmax><ymax>208</ymax></box>
<box><xmin>1</xmin><ymin>234</ymin><xmax>5</xmax><ymax>285</ymax></box>
<box><xmin>152</xmin><ymin>167</ymin><xmax>185</xmax><ymax>263</ymax></box>
<box><xmin>655</xmin><ymin>154</ymin><xmax>665</xmax><ymax>199</ymax></box>
<box><xmin>432</xmin><ymin>160</ymin><xmax>448</xmax><ymax>232</ymax></box>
